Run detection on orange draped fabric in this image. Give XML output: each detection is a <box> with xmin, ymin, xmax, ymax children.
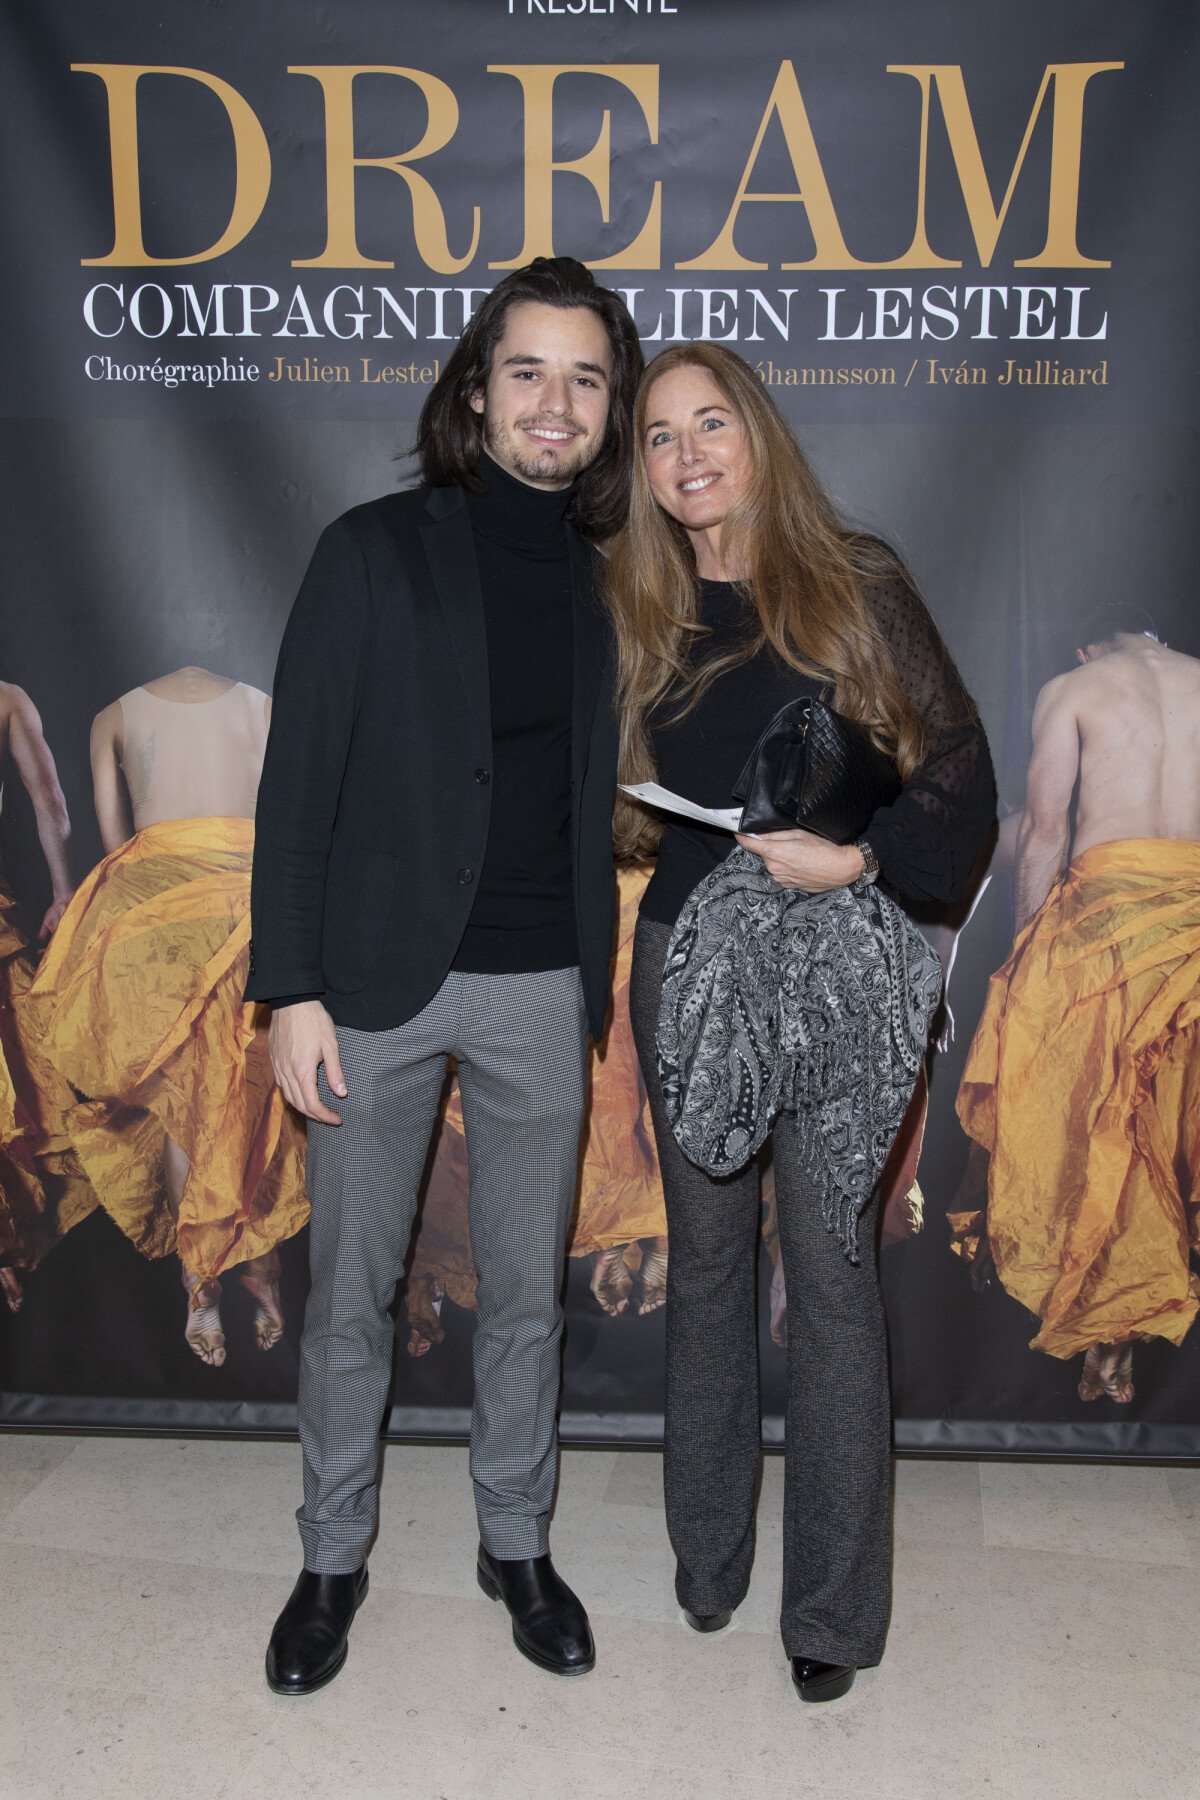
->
<box><xmin>569</xmin><ymin>863</ymin><xmax>663</xmax><ymax>1257</ymax></box>
<box><xmin>30</xmin><ymin>819</ymin><xmax>307</xmax><ymax>1281</ymax></box>
<box><xmin>0</xmin><ymin>879</ymin><xmax>96</xmax><ymax>1269</ymax></box>
<box><xmin>956</xmin><ymin>838</ymin><xmax>1200</xmax><ymax>1358</ymax></box>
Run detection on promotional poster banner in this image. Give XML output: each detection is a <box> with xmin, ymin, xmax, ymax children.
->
<box><xmin>1</xmin><ymin>0</ymin><xmax>1197</xmax><ymax>1456</ymax></box>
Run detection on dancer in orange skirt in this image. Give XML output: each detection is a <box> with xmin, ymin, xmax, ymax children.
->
<box><xmin>0</xmin><ymin>682</ymin><xmax>95</xmax><ymax>1311</ymax></box>
<box><xmin>31</xmin><ymin>669</ymin><xmax>307</xmax><ymax>1365</ymax></box>
<box><xmin>957</xmin><ymin>613</ymin><xmax>1200</xmax><ymax>1402</ymax></box>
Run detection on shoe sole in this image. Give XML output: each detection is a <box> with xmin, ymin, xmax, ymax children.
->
<box><xmin>265</xmin><ymin>1571</ymin><xmax>369</xmax><ymax>1697</ymax></box>
<box><xmin>476</xmin><ymin>1562</ymin><xmax>596</xmax><ymax>1677</ymax></box>
<box><xmin>792</xmin><ymin>1666</ymin><xmax>855</xmax><ymax>1703</ymax></box>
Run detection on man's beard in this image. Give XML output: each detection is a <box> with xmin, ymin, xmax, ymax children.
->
<box><xmin>484</xmin><ymin>416</ymin><xmax>595</xmax><ymax>488</ymax></box>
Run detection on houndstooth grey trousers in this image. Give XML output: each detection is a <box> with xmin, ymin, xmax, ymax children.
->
<box><xmin>296</xmin><ymin>965</ymin><xmax>588</xmax><ymax>1572</ymax></box>
<box><xmin>630</xmin><ymin>916</ymin><xmax>892</xmax><ymax>1666</ymax></box>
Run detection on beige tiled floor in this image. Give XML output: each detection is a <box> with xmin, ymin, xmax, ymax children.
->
<box><xmin>1</xmin><ymin>1436</ymin><xmax>1197</xmax><ymax>1799</ymax></box>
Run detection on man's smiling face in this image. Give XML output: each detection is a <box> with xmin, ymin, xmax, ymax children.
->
<box><xmin>470</xmin><ymin>300</ymin><xmax>613</xmax><ymax>490</ymax></box>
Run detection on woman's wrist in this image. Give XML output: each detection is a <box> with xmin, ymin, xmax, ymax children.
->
<box><xmin>834</xmin><ymin>843</ymin><xmax>866</xmax><ymax>885</ymax></box>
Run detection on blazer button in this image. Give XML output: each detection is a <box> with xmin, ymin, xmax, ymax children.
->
<box><xmin>457</xmin><ymin>867</ymin><xmax>474</xmax><ymax>884</ymax></box>
<box><xmin>474</xmin><ymin>767</ymin><xmax>490</xmax><ymax>784</ymax></box>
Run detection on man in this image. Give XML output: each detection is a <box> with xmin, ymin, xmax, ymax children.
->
<box><xmin>958</xmin><ymin>606</ymin><xmax>1200</xmax><ymax>1404</ymax></box>
<box><xmin>248</xmin><ymin>257</ymin><xmax>642</xmax><ymax>1693</ymax></box>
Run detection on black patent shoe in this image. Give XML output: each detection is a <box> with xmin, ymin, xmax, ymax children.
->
<box><xmin>477</xmin><ymin>1544</ymin><xmax>595</xmax><ymax>1675</ymax></box>
<box><xmin>265</xmin><ymin>1566</ymin><xmax>369</xmax><ymax>1695</ymax></box>
<box><xmin>683</xmin><ymin>1608</ymin><xmax>732</xmax><ymax>1633</ymax></box>
<box><xmin>790</xmin><ymin>1656</ymin><xmax>856</xmax><ymax>1702</ymax></box>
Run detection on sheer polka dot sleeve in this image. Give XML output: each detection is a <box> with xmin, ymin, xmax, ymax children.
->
<box><xmin>859</xmin><ymin>574</ymin><xmax>997</xmax><ymax>905</ymax></box>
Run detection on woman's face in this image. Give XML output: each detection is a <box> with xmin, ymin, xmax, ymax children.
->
<box><xmin>641</xmin><ymin>363</ymin><xmax>755</xmax><ymax>537</ymax></box>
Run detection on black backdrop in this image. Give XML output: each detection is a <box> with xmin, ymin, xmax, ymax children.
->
<box><xmin>1</xmin><ymin>0</ymin><xmax>1197</xmax><ymax>1455</ymax></box>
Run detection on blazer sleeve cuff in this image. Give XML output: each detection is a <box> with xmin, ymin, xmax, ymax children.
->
<box><xmin>244</xmin><ymin>967</ymin><xmax>325</xmax><ymax>1005</ymax></box>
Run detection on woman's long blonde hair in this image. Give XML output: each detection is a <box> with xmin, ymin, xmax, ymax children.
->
<box><xmin>605</xmin><ymin>343</ymin><xmax>930</xmax><ymax>861</ymax></box>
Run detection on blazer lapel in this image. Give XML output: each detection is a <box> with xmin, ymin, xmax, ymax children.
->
<box><xmin>420</xmin><ymin>486</ymin><xmax>491</xmax><ymax>757</ymax></box>
<box><xmin>568</xmin><ymin>527</ymin><xmax>609</xmax><ymax>805</ymax></box>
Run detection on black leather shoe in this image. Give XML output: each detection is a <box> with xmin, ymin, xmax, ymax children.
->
<box><xmin>683</xmin><ymin>1608</ymin><xmax>732</xmax><ymax>1633</ymax></box>
<box><xmin>265</xmin><ymin>1567</ymin><xmax>369</xmax><ymax>1695</ymax></box>
<box><xmin>790</xmin><ymin>1656</ymin><xmax>856</xmax><ymax>1702</ymax></box>
<box><xmin>477</xmin><ymin>1545</ymin><xmax>595</xmax><ymax>1675</ymax></box>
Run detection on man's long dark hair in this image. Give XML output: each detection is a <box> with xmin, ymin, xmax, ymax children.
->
<box><xmin>415</xmin><ymin>257</ymin><xmax>643</xmax><ymax>542</ymax></box>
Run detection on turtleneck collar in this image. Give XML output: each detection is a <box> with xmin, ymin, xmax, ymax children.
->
<box><xmin>465</xmin><ymin>452</ymin><xmax>574</xmax><ymax>556</ymax></box>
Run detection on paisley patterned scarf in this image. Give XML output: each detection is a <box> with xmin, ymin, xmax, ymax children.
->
<box><xmin>657</xmin><ymin>846</ymin><xmax>942</xmax><ymax>1262</ymax></box>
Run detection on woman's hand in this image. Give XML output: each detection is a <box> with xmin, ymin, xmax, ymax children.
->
<box><xmin>735</xmin><ymin>828</ymin><xmax>865</xmax><ymax>892</ymax></box>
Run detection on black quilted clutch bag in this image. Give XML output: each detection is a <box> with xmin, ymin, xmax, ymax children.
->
<box><xmin>732</xmin><ymin>696</ymin><xmax>902</xmax><ymax>842</ymax></box>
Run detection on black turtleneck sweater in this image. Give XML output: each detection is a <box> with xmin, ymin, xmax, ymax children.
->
<box><xmin>451</xmin><ymin>454</ymin><xmax>576</xmax><ymax>972</ymax></box>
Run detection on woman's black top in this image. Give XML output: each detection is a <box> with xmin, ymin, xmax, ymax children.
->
<box><xmin>640</xmin><ymin>572</ymin><xmax>996</xmax><ymax>930</ymax></box>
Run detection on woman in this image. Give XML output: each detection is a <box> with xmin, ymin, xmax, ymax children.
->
<box><xmin>605</xmin><ymin>344</ymin><xmax>995</xmax><ymax>1700</ymax></box>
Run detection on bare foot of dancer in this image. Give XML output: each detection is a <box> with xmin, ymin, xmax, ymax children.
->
<box><xmin>1078</xmin><ymin>1342</ymin><xmax>1134</xmax><ymax>1404</ymax></box>
<box><xmin>405</xmin><ymin>1274</ymin><xmax>446</xmax><ymax>1357</ymax></box>
<box><xmin>770</xmin><ymin>1255</ymin><xmax>787</xmax><ymax>1349</ymax></box>
<box><xmin>0</xmin><ymin>1266</ymin><xmax>24</xmax><ymax>1314</ymax></box>
<box><xmin>239</xmin><ymin>1249</ymin><xmax>285</xmax><ymax>1351</ymax></box>
<box><xmin>182</xmin><ymin>1269</ymin><xmax>226</xmax><ymax>1366</ymax></box>
<box><xmin>590</xmin><ymin>1246</ymin><xmax>633</xmax><ymax>1316</ymax></box>
<box><xmin>637</xmin><ymin>1237</ymin><xmax>669</xmax><ymax>1314</ymax></box>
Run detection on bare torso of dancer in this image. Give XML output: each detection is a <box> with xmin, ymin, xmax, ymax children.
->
<box><xmin>1068</xmin><ymin>640</ymin><xmax>1200</xmax><ymax>855</ymax></box>
<box><xmin>92</xmin><ymin>668</ymin><xmax>271</xmax><ymax>851</ymax></box>
<box><xmin>1018</xmin><ymin>636</ymin><xmax>1200</xmax><ymax>931</ymax></box>
<box><xmin>116</xmin><ymin>671</ymin><xmax>270</xmax><ymax>833</ymax></box>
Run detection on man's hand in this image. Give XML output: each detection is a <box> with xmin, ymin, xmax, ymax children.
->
<box><xmin>735</xmin><ymin>828</ymin><xmax>864</xmax><ymax>892</ymax></box>
<box><xmin>267</xmin><ymin>999</ymin><xmax>347</xmax><ymax>1125</ymax></box>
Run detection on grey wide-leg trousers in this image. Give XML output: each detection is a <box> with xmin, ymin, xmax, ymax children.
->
<box><xmin>296</xmin><ymin>966</ymin><xmax>588</xmax><ymax>1573</ymax></box>
<box><xmin>630</xmin><ymin>916</ymin><xmax>892</xmax><ymax>1665</ymax></box>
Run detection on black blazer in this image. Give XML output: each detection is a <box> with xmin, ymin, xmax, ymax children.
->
<box><xmin>246</xmin><ymin>484</ymin><xmax>619</xmax><ymax>1040</ymax></box>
